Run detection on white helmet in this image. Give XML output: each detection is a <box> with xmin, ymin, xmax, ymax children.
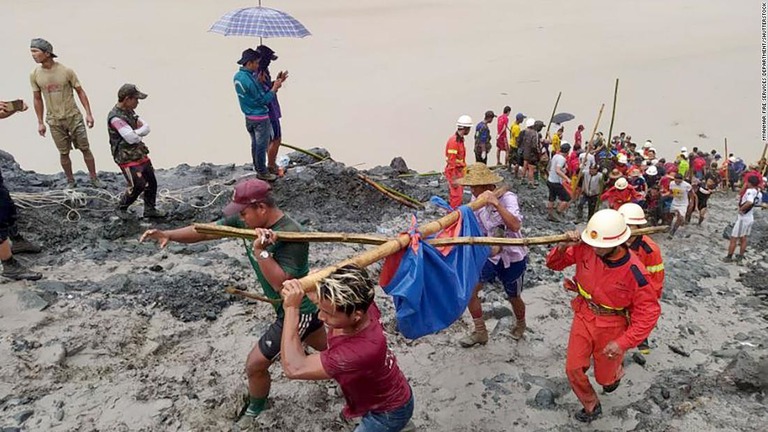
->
<box><xmin>581</xmin><ymin>209</ymin><xmax>631</xmax><ymax>248</ymax></box>
<box><xmin>618</xmin><ymin>203</ymin><xmax>647</xmax><ymax>226</ymax></box>
<box><xmin>643</xmin><ymin>141</ymin><xmax>652</xmax><ymax>149</ymax></box>
<box><xmin>456</xmin><ymin>115</ymin><xmax>473</xmax><ymax>128</ymax></box>
<box><xmin>680</xmin><ymin>146</ymin><xmax>687</xmax><ymax>153</ymax></box>
<box><xmin>615</xmin><ymin>177</ymin><xmax>628</xmax><ymax>190</ymax></box>
<box><xmin>645</xmin><ymin>165</ymin><xmax>658</xmax><ymax>176</ymax></box>
<box><xmin>525</xmin><ymin>118</ymin><xmax>536</xmax><ymax>128</ymax></box>
<box><xmin>617</xmin><ymin>154</ymin><xmax>628</xmax><ymax>164</ymax></box>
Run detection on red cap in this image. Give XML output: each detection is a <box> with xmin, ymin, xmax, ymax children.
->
<box><xmin>223</xmin><ymin>179</ymin><xmax>272</xmax><ymax>216</ymax></box>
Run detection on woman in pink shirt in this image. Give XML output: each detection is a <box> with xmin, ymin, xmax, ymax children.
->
<box><xmin>280</xmin><ymin>265</ymin><xmax>414</xmax><ymax>432</ymax></box>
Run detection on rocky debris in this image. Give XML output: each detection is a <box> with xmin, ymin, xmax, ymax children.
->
<box><xmin>530</xmin><ymin>388</ymin><xmax>556</xmax><ymax>409</ymax></box>
<box><xmin>36</xmin><ymin>342</ymin><xmax>67</xmax><ymax>367</ymax></box>
<box><xmin>13</xmin><ymin>410</ymin><xmax>33</xmax><ymax>424</ymax></box>
<box><xmin>668</xmin><ymin>344</ymin><xmax>690</xmax><ymax>357</ymax></box>
<box><xmin>389</xmin><ymin>157</ymin><xmax>411</xmax><ymax>174</ymax></box>
<box><xmin>719</xmin><ymin>351</ymin><xmax>766</xmax><ymax>392</ymax></box>
<box><xmin>15</xmin><ymin>290</ymin><xmax>49</xmax><ymax>311</ymax></box>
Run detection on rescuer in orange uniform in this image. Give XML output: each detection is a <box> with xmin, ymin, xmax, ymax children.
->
<box><xmin>619</xmin><ymin>202</ymin><xmax>665</xmax><ymax>355</ymax></box>
<box><xmin>444</xmin><ymin>115</ymin><xmax>472</xmax><ymax>208</ymax></box>
<box><xmin>545</xmin><ymin>209</ymin><xmax>661</xmax><ymax>423</ymax></box>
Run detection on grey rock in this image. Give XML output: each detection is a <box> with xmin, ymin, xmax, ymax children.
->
<box><xmin>16</xmin><ymin>291</ymin><xmax>49</xmax><ymax>311</ymax></box>
<box><xmin>54</xmin><ymin>409</ymin><xmax>64</xmax><ymax>422</ymax></box>
<box><xmin>149</xmin><ymin>264</ymin><xmax>163</xmax><ymax>272</ymax></box>
<box><xmin>486</xmin><ymin>303</ymin><xmax>514</xmax><ymax>320</ymax></box>
<box><xmin>389</xmin><ymin>157</ymin><xmax>410</xmax><ymax>174</ymax></box>
<box><xmin>720</xmin><ymin>351</ymin><xmax>765</xmax><ymax>392</ymax></box>
<box><xmin>734</xmin><ymin>332</ymin><xmax>749</xmax><ymax>341</ymax></box>
<box><xmin>35</xmin><ymin>280</ymin><xmax>70</xmax><ymax>293</ymax></box>
<box><xmin>37</xmin><ymin>343</ymin><xmax>66</xmax><ymax>367</ymax></box>
<box><xmin>14</xmin><ymin>410</ymin><xmax>33</xmax><ymax>424</ymax></box>
<box><xmin>2</xmin><ymin>427</ymin><xmax>22</xmax><ymax>432</ymax></box>
<box><xmin>192</xmin><ymin>258</ymin><xmax>212</xmax><ymax>267</ymax></box>
<box><xmin>491</xmin><ymin>316</ymin><xmax>513</xmax><ymax>337</ymax></box>
<box><xmin>712</xmin><ymin>349</ymin><xmax>741</xmax><ymax>359</ymax></box>
<box><xmin>164</xmin><ymin>262</ymin><xmax>176</xmax><ymax>271</ymax></box>
<box><xmin>632</xmin><ymin>352</ymin><xmax>647</xmax><ymax>366</ymax></box>
<box><xmin>531</xmin><ymin>388</ymin><xmax>556</xmax><ymax>409</ymax></box>
<box><xmin>520</xmin><ymin>373</ymin><xmax>571</xmax><ymax>397</ymax></box>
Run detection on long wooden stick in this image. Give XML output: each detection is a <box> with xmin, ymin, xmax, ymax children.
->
<box><xmin>545</xmin><ymin>91</ymin><xmax>563</xmax><ymax>138</ymax></box>
<box><xmin>606</xmin><ymin>78</ymin><xmax>619</xmax><ymax>146</ymax></box>
<box><xmin>357</xmin><ymin>174</ymin><xmax>423</xmax><ymax>209</ymax></box>
<box><xmin>588</xmin><ymin>104</ymin><xmax>605</xmax><ymax>154</ymax></box>
<box><xmin>225</xmin><ymin>287</ymin><xmax>281</xmax><ymax>304</ymax></box>
<box><xmin>280</xmin><ymin>142</ymin><xmax>329</xmax><ymax>161</ymax></box>
<box><xmin>429</xmin><ymin>226</ymin><xmax>668</xmax><ymax>246</ymax></box>
<box><xmin>294</xmin><ymin>187</ymin><xmax>507</xmax><ymax>291</ymax></box>
<box><xmin>195</xmin><ymin>224</ymin><xmax>389</xmax><ymax>245</ymax></box>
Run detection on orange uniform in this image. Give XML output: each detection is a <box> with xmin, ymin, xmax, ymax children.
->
<box><xmin>628</xmin><ymin>235</ymin><xmax>664</xmax><ymax>298</ymax></box>
<box><xmin>546</xmin><ymin>243</ymin><xmax>660</xmax><ymax>414</ymax></box>
<box><xmin>600</xmin><ymin>185</ymin><xmax>641</xmax><ymax>210</ymax></box>
<box><xmin>444</xmin><ymin>133</ymin><xmax>467</xmax><ymax>208</ymax></box>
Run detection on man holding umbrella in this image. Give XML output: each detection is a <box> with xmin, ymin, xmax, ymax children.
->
<box><xmin>234</xmin><ymin>48</ymin><xmax>284</xmax><ymax>181</ymax></box>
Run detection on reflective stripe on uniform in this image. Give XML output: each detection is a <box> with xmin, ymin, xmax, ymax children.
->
<box><xmin>646</xmin><ymin>263</ymin><xmax>664</xmax><ymax>273</ymax></box>
<box><xmin>577</xmin><ymin>283</ymin><xmax>625</xmax><ymax>311</ymax></box>
<box><xmin>447</xmin><ymin>149</ymin><xmax>458</xmax><ymax>154</ymax></box>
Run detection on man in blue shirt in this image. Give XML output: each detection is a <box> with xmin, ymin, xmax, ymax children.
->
<box><xmin>474</xmin><ymin>110</ymin><xmax>495</xmax><ymax>164</ymax></box>
<box><xmin>234</xmin><ymin>49</ymin><xmax>283</xmax><ymax>181</ymax></box>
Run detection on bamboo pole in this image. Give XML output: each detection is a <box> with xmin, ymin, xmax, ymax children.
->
<box><xmin>761</xmin><ymin>142</ymin><xmax>768</xmax><ymax>176</ymax></box>
<box><xmin>397</xmin><ymin>171</ymin><xmax>441</xmax><ymax>178</ymax></box>
<box><xmin>293</xmin><ymin>187</ymin><xmax>508</xmax><ymax>291</ymax></box>
<box><xmin>725</xmin><ymin>138</ymin><xmax>730</xmax><ymax>188</ymax></box>
<box><xmin>587</xmin><ymin>104</ymin><xmax>605</xmax><ymax>154</ymax></box>
<box><xmin>545</xmin><ymin>91</ymin><xmax>563</xmax><ymax>138</ymax></box>
<box><xmin>357</xmin><ymin>174</ymin><xmax>423</xmax><ymax>209</ymax></box>
<box><xmin>195</xmin><ymin>223</ymin><xmax>389</xmax><ymax>245</ymax></box>
<box><xmin>606</xmin><ymin>79</ymin><xmax>619</xmax><ymax>146</ymax></box>
<box><xmin>280</xmin><ymin>142</ymin><xmax>329</xmax><ymax>161</ymax></box>
<box><xmin>428</xmin><ymin>226</ymin><xmax>668</xmax><ymax>247</ymax></box>
<box><xmin>225</xmin><ymin>287</ymin><xmax>281</xmax><ymax>304</ymax></box>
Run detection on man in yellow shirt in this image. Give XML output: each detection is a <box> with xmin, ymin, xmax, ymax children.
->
<box><xmin>551</xmin><ymin>126</ymin><xmax>564</xmax><ymax>156</ymax></box>
<box><xmin>29</xmin><ymin>38</ymin><xmax>100</xmax><ymax>189</ymax></box>
<box><xmin>509</xmin><ymin>113</ymin><xmax>525</xmax><ymax>178</ymax></box>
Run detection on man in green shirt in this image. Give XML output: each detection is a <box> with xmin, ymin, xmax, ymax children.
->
<box><xmin>140</xmin><ymin>179</ymin><xmax>326</xmax><ymax>418</ymax></box>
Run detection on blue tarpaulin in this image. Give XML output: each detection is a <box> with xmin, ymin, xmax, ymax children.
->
<box><xmin>380</xmin><ymin>203</ymin><xmax>490</xmax><ymax>339</ymax></box>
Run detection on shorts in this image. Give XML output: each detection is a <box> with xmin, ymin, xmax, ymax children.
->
<box><xmin>661</xmin><ymin>196</ymin><xmax>673</xmax><ymax>213</ymax></box>
<box><xmin>670</xmin><ymin>204</ymin><xmax>687</xmax><ymax>217</ymax></box>
<box><xmin>480</xmin><ymin>257</ymin><xmax>528</xmax><ymax>298</ymax></box>
<box><xmin>547</xmin><ymin>181</ymin><xmax>571</xmax><ymax>202</ymax></box>
<box><xmin>697</xmin><ymin>199</ymin><xmax>709</xmax><ymax>211</ymax></box>
<box><xmin>269</xmin><ymin>116</ymin><xmax>281</xmax><ymax>140</ymax></box>
<box><xmin>731</xmin><ymin>216</ymin><xmax>754</xmax><ymax>238</ymax></box>
<box><xmin>48</xmin><ymin>114</ymin><xmax>90</xmax><ymax>155</ymax></box>
<box><xmin>0</xmin><ymin>184</ymin><xmax>18</xmax><ymax>242</ymax></box>
<box><xmin>496</xmin><ymin>135</ymin><xmax>509</xmax><ymax>151</ymax></box>
<box><xmin>258</xmin><ymin>312</ymin><xmax>324</xmax><ymax>361</ymax></box>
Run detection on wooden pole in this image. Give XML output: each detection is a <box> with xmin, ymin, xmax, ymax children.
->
<box><xmin>195</xmin><ymin>224</ymin><xmax>390</xmax><ymax>245</ymax></box>
<box><xmin>280</xmin><ymin>142</ymin><xmax>329</xmax><ymax>161</ymax></box>
<box><xmin>545</xmin><ymin>91</ymin><xmax>563</xmax><ymax>138</ymax></box>
<box><xmin>428</xmin><ymin>226</ymin><xmax>668</xmax><ymax>247</ymax></box>
<box><xmin>225</xmin><ymin>287</ymin><xmax>281</xmax><ymax>304</ymax></box>
<box><xmin>724</xmin><ymin>138</ymin><xmax>730</xmax><ymax>188</ymax></box>
<box><xmin>294</xmin><ymin>187</ymin><xmax>508</xmax><ymax>291</ymax></box>
<box><xmin>357</xmin><ymin>174</ymin><xmax>423</xmax><ymax>209</ymax></box>
<box><xmin>760</xmin><ymin>142</ymin><xmax>768</xmax><ymax>176</ymax></box>
<box><xmin>606</xmin><ymin>78</ymin><xmax>619</xmax><ymax>146</ymax></box>
<box><xmin>587</xmin><ymin>104</ymin><xmax>605</xmax><ymax>154</ymax></box>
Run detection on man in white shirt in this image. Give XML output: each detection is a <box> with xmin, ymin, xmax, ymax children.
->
<box><xmin>723</xmin><ymin>176</ymin><xmax>763</xmax><ymax>262</ymax></box>
<box><xmin>546</xmin><ymin>143</ymin><xmax>572</xmax><ymax>222</ymax></box>
<box><xmin>667</xmin><ymin>173</ymin><xmax>692</xmax><ymax>237</ymax></box>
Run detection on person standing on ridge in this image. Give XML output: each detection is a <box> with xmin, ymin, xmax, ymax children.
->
<box><xmin>444</xmin><ymin>115</ymin><xmax>472</xmax><ymax>208</ymax></box>
<box><xmin>455</xmin><ymin>164</ymin><xmax>529</xmax><ymax>347</ymax></box>
<box><xmin>546</xmin><ymin>209</ymin><xmax>660</xmax><ymax>423</ymax></box>
<box><xmin>474</xmin><ymin>110</ymin><xmax>495</xmax><ymax>164</ymax></box>
<box><xmin>496</xmin><ymin>106</ymin><xmax>511</xmax><ymax>166</ymax></box>
<box><xmin>509</xmin><ymin>113</ymin><xmax>525</xmax><ymax>177</ymax></box>
<box><xmin>29</xmin><ymin>38</ymin><xmax>100</xmax><ymax>189</ymax></box>
<box><xmin>234</xmin><ymin>48</ymin><xmax>284</xmax><ymax>181</ymax></box>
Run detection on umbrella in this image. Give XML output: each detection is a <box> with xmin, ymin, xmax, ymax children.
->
<box><xmin>209</xmin><ymin>1</ymin><xmax>311</xmax><ymax>41</ymax></box>
<box><xmin>551</xmin><ymin>112</ymin><xmax>575</xmax><ymax>124</ymax></box>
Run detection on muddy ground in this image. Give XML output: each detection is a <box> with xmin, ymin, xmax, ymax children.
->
<box><xmin>0</xmin><ymin>149</ymin><xmax>766</xmax><ymax>432</ymax></box>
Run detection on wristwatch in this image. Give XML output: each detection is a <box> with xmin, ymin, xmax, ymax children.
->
<box><xmin>256</xmin><ymin>250</ymin><xmax>270</xmax><ymax>261</ymax></box>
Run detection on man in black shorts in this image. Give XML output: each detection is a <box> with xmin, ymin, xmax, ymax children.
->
<box><xmin>692</xmin><ymin>178</ymin><xmax>713</xmax><ymax>226</ymax></box>
<box><xmin>1</xmin><ymin>99</ymin><xmax>43</xmax><ymax>281</ymax></box>
<box><xmin>140</xmin><ymin>179</ymin><xmax>326</xmax><ymax>418</ymax></box>
<box><xmin>546</xmin><ymin>143</ymin><xmax>572</xmax><ymax>221</ymax></box>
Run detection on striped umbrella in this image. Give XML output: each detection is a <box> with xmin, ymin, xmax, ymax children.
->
<box><xmin>209</xmin><ymin>2</ymin><xmax>311</xmax><ymax>42</ymax></box>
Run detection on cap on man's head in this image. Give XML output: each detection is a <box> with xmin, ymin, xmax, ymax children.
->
<box><xmin>30</xmin><ymin>38</ymin><xmax>57</xmax><ymax>58</ymax></box>
<box><xmin>484</xmin><ymin>110</ymin><xmax>496</xmax><ymax>119</ymax></box>
<box><xmin>516</xmin><ymin>113</ymin><xmax>525</xmax><ymax>122</ymax></box>
<box><xmin>255</xmin><ymin>45</ymin><xmax>278</xmax><ymax>61</ymax></box>
<box><xmin>237</xmin><ymin>48</ymin><xmax>260</xmax><ymax>65</ymax></box>
<box><xmin>223</xmin><ymin>179</ymin><xmax>272</xmax><ymax>216</ymax></box>
<box><xmin>533</xmin><ymin>120</ymin><xmax>545</xmax><ymax>129</ymax></box>
<box><xmin>117</xmin><ymin>84</ymin><xmax>148</xmax><ymax>101</ymax></box>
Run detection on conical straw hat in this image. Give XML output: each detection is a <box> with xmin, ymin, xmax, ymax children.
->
<box><xmin>456</xmin><ymin>163</ymin><xmax>504</xmax><ymax>186</ymax></box>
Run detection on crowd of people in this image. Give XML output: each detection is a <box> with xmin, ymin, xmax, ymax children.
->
<box><xmin>444</xmin><ymin>111</ymin><xmax>767</xmax><ymax>262</ymax></box>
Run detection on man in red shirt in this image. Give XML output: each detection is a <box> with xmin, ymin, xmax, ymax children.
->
<box><xmin>546</xmin><ymin>210</ymin><xmax>660</xmax><ymax>423</ymax></box>
<box><xmin>445</xmin><ymin>115</ymin><xmax>472</xmax><ymax>208</ymax></box>
<box><xmin>280</xmin><ymin>265</ymin><xmax>414</xmax><ymax>432</ymax></box>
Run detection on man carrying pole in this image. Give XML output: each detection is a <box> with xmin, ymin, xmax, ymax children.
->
<box><xmin>454</xmin><ymin>164</ymin><xmax>529</xmax><ymax>347</ymax></box>
<box><xmin>545</xmin><ymin>209</ymin><xmax>660</xmax><ymax>422</ymax></box>
<box><xmin>139</xmin><ymin>179</ymin><xmax>326</xmax><ymax>418</ymax></box>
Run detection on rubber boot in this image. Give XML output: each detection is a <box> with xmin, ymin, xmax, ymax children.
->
<box><xmin>143</xmin><ymin>207</ymin><xmax>167</xmax><ymax>219</ymax></box>
<box><xmin>574</xmin><ymin>403</ymin><xmax>602</xmax><ymax>423</ymax></box>
<box><xmin>1</xmin><ymin>257</ymin><xmax>42</xmax><ymax>281</ymax></box>
<box><xmin>511</xmin><ymin>320</ymin><xmax>527</xmax><ymax>340</ymax></box>
<box><xmin>459</xmin><ymin>318</ymin><xmax>488</xmax><ymax>348</ymax></box>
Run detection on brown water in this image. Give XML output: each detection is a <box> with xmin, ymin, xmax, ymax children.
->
<box><xmin>0</xmin><ymin>0</ymin><xmax>760</xmax><ymax>175</ymax></box>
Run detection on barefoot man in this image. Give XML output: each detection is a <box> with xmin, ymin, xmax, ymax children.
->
<box><xmin>140</xmin><ymin>179</ymin><xmax>326</xmax><ymax>418</ymax></box>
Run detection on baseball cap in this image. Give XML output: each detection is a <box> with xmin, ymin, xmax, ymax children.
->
<box><xmin>516</xmin><ymin>113</ymin><xmax>525</xmax><ymax>121</ymax></box>
<box><xmin>533</xmin><ymin>120</ymin><xmax>545</xmax><ymax>129</ymax></box>
<box><xmin>117</xmin><ymin>84</ymin><xmax>148</xmax><ymax>101</ymax></box>
<box><xmin>237</xmin><ymin>48</ymin><xmax>260</xmax><ymax>65</ymax></box>
<box><xmin>255</xmin><ymin>45</ymin><xmax>278</xmax><ymax>61</ymax></box>
<box><xmin>223</xmin><ymin>179</ymin><xmax>272</xmax><ymax>216</ymax></box>
<box><xmin>30</xmin><ymin>38</ymin><xmax>57</xmax><ymax>58</ymax></box>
